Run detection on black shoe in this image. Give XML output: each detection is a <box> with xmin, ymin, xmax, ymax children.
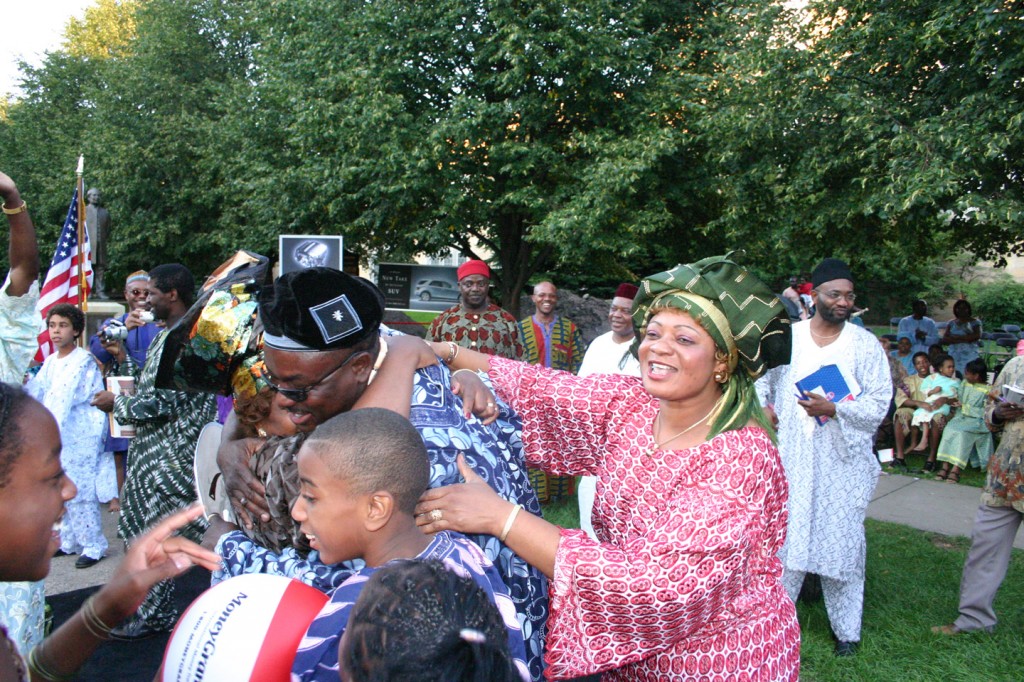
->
<box><xmin>74</xmin><ymin>555</ymin><xmax>102</xmax><ymax>569</ymax></box>
<box><xmin>834</xmin><ymin>640</ymin><xmax>859</xmax><ymax>657</ymax></box>
<box><xmin>889</xmin><ymin>458</ymin><xmax>907</xmax><ymax>469</ymax></box>
<box><xmin>109</xmin><ymin>616</ymin><xmax>163</xmax><ymax>641</ymax></box>
<box><xmin>923</xmin><ymin>460</ymin><xmax>936</xmax><ymax>472</ymax></box>
<box><xmin>53</xmin><ymin>549</ymin><xmax>75</xmax><ymax>557</ymax></box>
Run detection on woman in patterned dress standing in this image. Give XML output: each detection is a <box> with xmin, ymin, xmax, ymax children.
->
<box><xmin>391</xmin><ymin>255</ymin><xmax>800</xmax><ymax>680</ymax></box>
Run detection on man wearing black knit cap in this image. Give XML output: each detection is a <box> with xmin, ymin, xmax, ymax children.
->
<box><xmin>213</xmin><ymin>267</ymin><xmax>550</xmax><ymax>680</ymax></box>
<box><xmin>258</xmin><ymin>267</ymin><xmax>385</xmax><ymax>431</ymax></box>
<box><xmin>756</xmin><ymin>258</ymin><xmax>892</xmax><ymax>656</ymax></box>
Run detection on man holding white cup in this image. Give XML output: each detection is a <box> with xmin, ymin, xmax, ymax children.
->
<box><xmin>88</xmin><ymin>270</ymin><xmax>161</xmax><ymax>512</ymax></box>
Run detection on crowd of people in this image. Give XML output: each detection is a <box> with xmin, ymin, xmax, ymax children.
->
<box><xmin>1</xmin><ymin>166</ymin><xmax>1023</xmax><ymax>681</ymax></box>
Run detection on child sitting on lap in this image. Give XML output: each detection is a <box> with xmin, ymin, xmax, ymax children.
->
<box><xmin>212</xmin><ymin>408</ymin><xmax>528</xmax><ymax>681</ymax></box>
<box><xmin>910</xmin><ymin>354</ymin><xmax>959</xmax><ymax>452</ymax></box>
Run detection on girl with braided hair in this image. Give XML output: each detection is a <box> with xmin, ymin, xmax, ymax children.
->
<box><xmin>0</xmin><ymin>384</ymin><xmax>221</xmax><ymax>681</ymax></box>
<box><xmin>340</xmin><ymin>560</ymin><xmax>518</xmax><ymax>682</ymax></box>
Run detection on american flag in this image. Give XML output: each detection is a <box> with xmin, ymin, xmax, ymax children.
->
<box><xmin>34</xmin><ymin>189</ymin><xmax>93</xmax><ymax>361</ymax></box>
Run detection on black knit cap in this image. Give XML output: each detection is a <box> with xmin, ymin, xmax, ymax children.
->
<box><xmin>259</xmin><ymin>267</ymin><xmax>384</xmax><ymax>351</ymax></box>
<box><xmin>811</xmin><ymin>258</ymin><xmax>855</xmax><ymax>288</ymax></box>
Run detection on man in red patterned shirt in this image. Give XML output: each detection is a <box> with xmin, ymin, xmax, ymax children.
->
<box><xmin>428</xmin><ymin>259</ymin><xmax>524</xmax><ymax>360</ymax></box>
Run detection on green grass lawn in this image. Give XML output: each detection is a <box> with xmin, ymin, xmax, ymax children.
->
<box><xmin>403</xmin><ymin>310</ymin><xmax>438</xmax><ymax>325</ymax></box>
<box><xmin>538</xmin><ymin>496</ymin><xmax>1024</xmax><ymax>681</ymax></box>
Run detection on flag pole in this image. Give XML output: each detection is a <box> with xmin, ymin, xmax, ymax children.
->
<box><xmin>76</xmin><ymin>155</ymin><xmax>89</xmax><ymax>315</ymax></box>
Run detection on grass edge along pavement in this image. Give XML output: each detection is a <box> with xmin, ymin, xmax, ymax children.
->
<box><xmin>540</xmin><ymin>497</ymin><xmax>1024</xmax><ymax>682</ymax></box>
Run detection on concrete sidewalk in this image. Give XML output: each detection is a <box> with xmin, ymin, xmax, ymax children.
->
<box><xmin>44</xmin><ymin>470</ymin><xmax>1024</xmax><ymax>597</ymax></box>
<box><xmin>46</xmin><ymin>508</ymin><xmax>125</xmax><ymax>596</ymax></box>
<box><xmin>869</xmin><ymin>470</ymin><xmax>1024</xmax><ymax>549</ymax></box>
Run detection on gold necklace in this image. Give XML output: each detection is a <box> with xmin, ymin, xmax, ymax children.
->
<box><xmin>654</xmin><ymin>395</ymin><xmax>725</xmax><ymax>450</ymax></box>
<box><xmin>809</xmin><ymin>323</ymin><xmax>844</xmax><ymax>340</ymax></box>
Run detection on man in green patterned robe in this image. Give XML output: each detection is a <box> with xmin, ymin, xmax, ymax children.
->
<box><xmin>91</xmin><ymin>263</ymin><xmax>216</xmax><ymax>639</ymax></box>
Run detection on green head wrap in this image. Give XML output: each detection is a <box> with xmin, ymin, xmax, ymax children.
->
<box><xmin>631</xmin><ymin>253</ymin><xmax>791</xmax><ymax>440</ymax></box>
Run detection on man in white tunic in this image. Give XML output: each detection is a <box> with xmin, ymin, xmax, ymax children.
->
<box><xmin>575</xmin><ymin>282</ymin><xmax>641</xmax><ymax>539</ymax></box>
<box><xmin>756</xmin><ymin>258</ymin><xmax>891</xmax><ymax>656</ymax></box>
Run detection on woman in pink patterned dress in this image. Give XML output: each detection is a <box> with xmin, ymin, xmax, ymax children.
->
<box><xmin>407</xmin><ymin>255</ymin><xmax>800</xmax><ymax>681</ymax></box>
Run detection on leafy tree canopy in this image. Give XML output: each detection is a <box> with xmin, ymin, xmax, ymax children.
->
<box><xmin>63</xmin><ymin>0</ymin><xmax>140</xmax><ymax>60</ymax></box>
<box><xmin>2</xmin><ymin>0</ymin><xmax>1023</xmax><ymax>319</ymax></box>
<box><xmin>708</xmin><ymin>0</ymin><xmax>1024</xmax><ymax>305</ymax></box>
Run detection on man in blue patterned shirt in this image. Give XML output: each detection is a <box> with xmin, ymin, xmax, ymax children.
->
<box><xmin>211</xmin><ymin>268</ymin><xmax>548</xmax><ymax>680</ymax></box>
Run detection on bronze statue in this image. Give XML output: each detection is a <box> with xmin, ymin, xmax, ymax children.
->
<box><xmin>86</xmin><ymin>187</ymin><xmax>111</xmax><ymax>298</ymax></box>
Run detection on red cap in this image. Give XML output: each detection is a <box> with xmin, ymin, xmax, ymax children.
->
<box><xmin>614</xmin><ymin>283</ymin><xmax>638</xmax><ymax>300</ymax></box>
<box><xmin>457</xmin><ymin>260</ymin><xmax>491</xmax><ymax>281</ymax></box>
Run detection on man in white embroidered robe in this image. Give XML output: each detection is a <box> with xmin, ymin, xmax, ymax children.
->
<box><xmin>756</xmin><ymin>258</ymin><xmax>891</xmax><ymax>656</ymax></box>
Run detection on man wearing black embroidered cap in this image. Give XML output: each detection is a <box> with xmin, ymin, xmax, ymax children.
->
<box><xmin>257</xmin><ymin>268</ymin><xmax>385</xmax><ymax>431</ymax></box>
<box><xmin>756</xmin><ymin>257</ymin><xmax>892</xmax><ymax>657</ymax></box>
<box><xmin>212</xmin><ymin>267</ymin><xmax>550</xmax><ymax>680</ymax></box>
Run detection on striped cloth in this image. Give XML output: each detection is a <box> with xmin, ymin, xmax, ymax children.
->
<box><xmin>113</xmin><ymin>332</ymin><xmax>217</xmax><ymax>629</ymax></box>
<box><xmin>34</xmin><ymin>189</ymin><xmax>92</xmax><ymax>361</ymax></box>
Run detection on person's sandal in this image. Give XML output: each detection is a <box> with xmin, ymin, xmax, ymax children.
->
<box><xmin>935</xmin><ymin>464</ymin><xmax>949</xmax><ymax>481</ymax></box>
<box><xmin>931</xmin><ymin>624</ymin><xmax>962</xmax><ymax>636</ymax></box>
<box><xmin>947</xmin><ymin>469</ymin><xmax>961</xmax><ymax>484</ymax></box>
<box><xmin>889</xmin><ymin>457</ymin><xmax>907</xmax><ymax>469</ymax></box>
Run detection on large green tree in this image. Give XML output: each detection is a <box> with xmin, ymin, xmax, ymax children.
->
<box><xmin>218</xmin><ymin>0</ymin><xmax>728</xmax><ymax>311</ymax></box>
<box><xmin>708</xmin><ymin>0</ymin><xmax>1024</xmax><ymax>307</ymax></box>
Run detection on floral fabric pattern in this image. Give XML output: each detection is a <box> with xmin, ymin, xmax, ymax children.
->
<box><xmin>983</xmin><ymin>356</ymin><xmax>1024</xmax><ymax>511</ymax></box>
<box><xmin>429</xmin><ymin>303</ymin><xmax>524</xmax><ymax>360</ymax></box>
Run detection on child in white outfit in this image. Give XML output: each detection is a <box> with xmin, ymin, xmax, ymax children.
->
<box><xmin>26</xmin><ymin>304</ymin><xmax>111</xmax><ymax>567</ymax></box>
<box><xmin>909</xmin><ymin>355</ymin><xmax>959</xmax><ymax>452</ymax></box>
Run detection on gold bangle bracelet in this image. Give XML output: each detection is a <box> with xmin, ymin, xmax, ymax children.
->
<box><xmin>2</xmin><ymin>199</ymin><xmax>27</xmax><ymax>215</ymax></box>
<box><xmin>80</xmin><ymin>595</ymin><xmax>114</xmax><ymax>640</ymax></box>
<box><xmin>27</xmin><ymin>642</ymin><xmax>74</xmax><ymax>682</ymax></box>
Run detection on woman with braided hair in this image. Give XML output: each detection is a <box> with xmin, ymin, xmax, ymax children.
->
<box><xmin>0</xmin><ymin>384</ymin><xmax>220</xmax><ymax>681</ymax></box>
<box><xmin>340</xmin><ymin>559</ymin><xmax>519</xmax><ymax>682</ymax></box>
<box><xmin>373</xmin><ymin>254</ymin><xmax>800</xmax><ymax>680</ymax></box>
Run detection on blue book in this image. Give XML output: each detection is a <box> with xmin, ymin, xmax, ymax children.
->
<box><xmin>795</xmin><ymin>364</ymin><xmax>860</xmax><ymax>425</ymax></box>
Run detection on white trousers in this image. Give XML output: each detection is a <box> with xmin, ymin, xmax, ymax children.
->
<box><xmin>783</xmin><ymin>568</ymin><xmax>865</xmax><ymax>642</ymax></box>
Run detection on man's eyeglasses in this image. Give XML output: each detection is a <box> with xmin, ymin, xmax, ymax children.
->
<box><xmin>609</xmin><ymin>305</ymin><xmax>631</xmax><ymax>316</ymax></box>
<box><xmin>816</xmin><ymin>290</ymin><xmax>857</xmax><ymax>303</ymax></box>
<box><xmin>265</xmin><ymin>351</ymin><xmax>365</xmax><ymax>403</ymax></box>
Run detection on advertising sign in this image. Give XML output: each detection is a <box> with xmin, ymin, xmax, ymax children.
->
<box><xmin>278</xmin><ymin>235</ymin><xmax>344</xmax><ymax>275</ymax></box>
<box><xmin>378</xmin><ymin>263</ymin><xmax>460</xmax><ymax>312</ymax></box>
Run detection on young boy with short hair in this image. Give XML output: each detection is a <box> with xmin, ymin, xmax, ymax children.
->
<box><xmin>217</xmin><ymin>408</ymin><xmax>529</xmax><ymax>681</ymax></box>
<box><xmin>26</xmin><ymin>303</ymin><xmax>112</xmax><ymax>567</ymax></box>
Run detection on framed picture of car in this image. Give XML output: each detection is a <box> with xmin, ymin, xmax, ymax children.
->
<box><xmin>279</xmin><ymin>235</ymin><xmax>344</xmax><ymax>275</ymax></box>
<box><xmin>378</xmin><ymin>263</ymin><xmax>459</xmax><ymax>312</ymax></box>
